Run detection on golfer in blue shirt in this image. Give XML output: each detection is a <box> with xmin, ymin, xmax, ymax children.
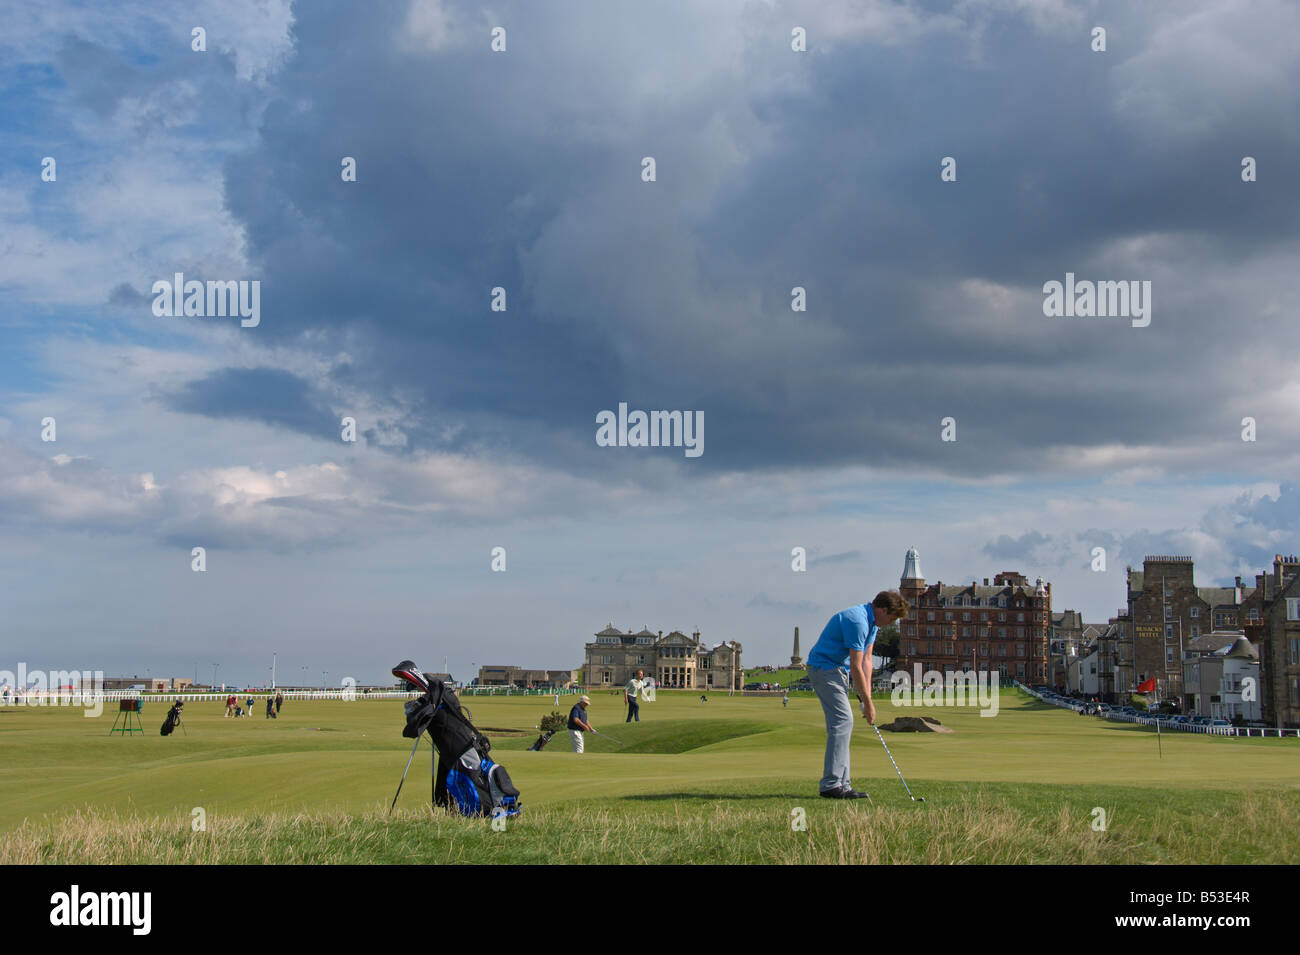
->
<box><xmin>806</xmin><ymin>591</ymin><xmax>907</xmax><ymax>799</ymax></box>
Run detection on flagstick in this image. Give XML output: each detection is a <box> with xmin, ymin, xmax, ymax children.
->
<box><xmin>1156</xmin><ymin>717</ymin><xmax>1162</xmax><ymax>758</ymax></box>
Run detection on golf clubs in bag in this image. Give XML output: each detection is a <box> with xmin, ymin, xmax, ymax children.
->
<box><xmin>160</xmin><ymin>701</ymin><xmax>183</xmax><ymax>736</ymax></box>
<box><xmin>395</xmin><ymin>662</ymin><xmax>521</xmax><ymax>818</ymax></box>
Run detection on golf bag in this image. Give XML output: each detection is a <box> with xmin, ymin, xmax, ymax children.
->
<box><xmin>528</xmin><ymin>730</ymin><xmax>554</xmax><ymax>751</ymax></box>
<box><xmin>160</xmin><ymin>704</ymin><xmax>182</xmax><ymax>736</ymax></box>
<box><xmin>402</xmin><ymin>679</ymin><xmax>521</xmax><ymax>818</ymax></box>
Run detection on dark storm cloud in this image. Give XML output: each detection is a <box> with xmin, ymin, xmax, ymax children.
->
<box><xmin>205</xmin><ymin>0</ymin><xmax>1300</xmax><ymax>478</ymax></box>
<box><xmin>163</xmin><ymin>367</ymin><xmax>337</xmax><ymax>436</ymax></box>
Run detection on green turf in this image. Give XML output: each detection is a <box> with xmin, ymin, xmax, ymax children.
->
<box><xmin>743</xmin><ymin>668</ymin><xmax>808</xmax><ymax>686</ymax></box>
<box><xmin>2</xmin><ymin>688</ymin><xmax>1297</xmax><ymax>863</ymax></box>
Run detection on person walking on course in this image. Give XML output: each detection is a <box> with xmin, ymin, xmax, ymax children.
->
<box><xmin>568</xmin><ymin>695</ymin><xmax>594</xmax><ymax>752</ymax></box>
<box><xmin>265</xmin><ymin>696</ymin><xmax>276</xmax><ymax>719</ymax></box>
<box><xmin>806</xmin><ymin>590</ymin><xmax>908</xmax><ymax>800</ymax></box>
<box><xmin>625</xmin><ymin>669</ymin><xmax>646</xmax><ymax>722</ymax></box>
<box><xmin>275</xmin><ymin>691</ymin><xmax>284</xmax><ymax>714</ymax></box>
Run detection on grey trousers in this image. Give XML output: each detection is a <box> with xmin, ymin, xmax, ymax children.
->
<box><xmin>809</xmin><ymin>666</ymin><xmax>854</xmax><ymax>792</ymax></box>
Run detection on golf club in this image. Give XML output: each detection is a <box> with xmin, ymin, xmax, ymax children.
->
<box><xmin>388</xmin><ymin>734</ymin><xmax>423</xmax><ymax>815</ymax></box>
<box><xmin>590</xmin><ymin>728</ymin><xmax>623</xmax><ymax>745</ymax></box>
<box><xmin>872</xmin><ymin>724</ymin><xmax>927</xmax><ymax>803</ymax></box>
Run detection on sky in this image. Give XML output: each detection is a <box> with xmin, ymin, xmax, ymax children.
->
<box><xmin>2</xmin><ymin>0</ymin><xmax>1298</xmax><ymax>687</ymax></box>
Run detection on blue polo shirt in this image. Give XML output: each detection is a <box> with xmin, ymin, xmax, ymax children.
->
<box><xmin>808</xmin><ymin>604</ymin><xmax>877</xmax><ymax>672</ymax></box>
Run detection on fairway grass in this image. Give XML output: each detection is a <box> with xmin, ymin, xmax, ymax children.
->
<box><xmin>3</xmin><ymin>688</ymin><xmax>1297</xmax><ymax>864</ymax></box>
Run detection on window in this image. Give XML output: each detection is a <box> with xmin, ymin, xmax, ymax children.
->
<box><xmin>908</xmin><ymin>643</ymin><xmax>917</xmax><ymax>654</ymax></box>
<box><xmin>1164</xmin><ymin>605</ymin><xmax>1173</xmax><ymax>621</ymax></box>
<box><xmin>1165</xmin><ymin>625</ymin><xmax>1174</xmax><ymax>639</ymax></box>
<box><xmin>1290</xmin><ymin>638</ymin><xmax>1299</xmax><ymax>666</ymax></box>
<box><xmin>1017</xmin><ymin>613</ymin><xmax>1025</xmax><ymax>623</ymax></box>
<box><xmin>1190</xmin><ymin>606</ymin><xmax>1199</xmax><ymax>618</ymax></box>
<box><xmin>945</xmin><ymin>612</ymin><xmax>953</xmax><ymax>622</ymax></box>
<box><xmin>1248</xmin><ymin>608</ymin><xmax>1261</xmax><ymax>622</ymax></box>
<box><xmin>926</xmin><ymin>627</ymin><xmax>934</xmax><ymax>637</ymax></box>
<box><xmin>1017</xmin><ymin>645</ymin><xmax>1025</xmax><ymax>657</ymax></box>
<box><xmin>998</xmin><ymin>628</ymin><xmax>1006</xmax><ymax>639</ymax></box>
<box><xmin>927</xmin><ymin>611</ymin><xmax>935</xmax><ymax>621</ymax></box>
<box><xmin>999</xmin><ymin>612</ymin><xmax>1006</xmax><ymax>622</ymax></box>
<box><xmin>962</xmin><ymin>612</ymin><xmax>970</xmax><ymax>622</ymax></box>
<box><xmin>1166</xmin><ymin>647</ymin><xmax>1176</xmax><ymax>664</ymax></box>
<box><xmin>1287</xmin><ymin>599</ymin><xmax>1300</xmax><ymax>622</ymax></box>
<box><xmin>1190</xmin><ymin>626</ymin><xmax>1199</xmax><ymax>638</ymax></box>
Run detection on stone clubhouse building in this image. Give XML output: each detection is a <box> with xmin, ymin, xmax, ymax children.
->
<box><xmin>584</xmin><ymin>626</ymin><xmax>743</xmax><ymax>691</ymax></box>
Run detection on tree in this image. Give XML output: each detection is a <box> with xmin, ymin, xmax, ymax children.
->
<box><xmin>875</xmin><ymin>623</ymin><xmax>900</xmax><ymax>666</ymax></box>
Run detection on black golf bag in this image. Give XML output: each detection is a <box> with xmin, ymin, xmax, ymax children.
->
<box><xmin>528</xmin><ymin>730</ymin><xmax>554</xmax><ymax>751</ymax></box>
<box><xmin>402</xmin><ymin>680</ymin><xmax>521</xmax><ymax>818</ymax></box>
<box><xmin>160</xmin><ymin>703</ymin><xmax>182</xmax><ymax>736</ymax></box>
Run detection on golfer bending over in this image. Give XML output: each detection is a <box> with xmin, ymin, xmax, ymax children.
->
<box><xmin>807</xmin><ymin>591</ymin><xmax>907</xmax><ymax>799</ymax></box>
<box><xmin>569</xmin><ymin>694</ymin><xmax>594</xmax><ymax>753</ymax></box>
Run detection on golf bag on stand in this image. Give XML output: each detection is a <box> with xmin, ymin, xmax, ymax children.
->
<box><xmin>160</xmin><ymin>701</ymin><xmax>183</xmax><ymax>736</ymax></box>
<box><xmin>399</xmin><ymin>671</ymin><xmax>521</xmax><ymax>819</ymax></box>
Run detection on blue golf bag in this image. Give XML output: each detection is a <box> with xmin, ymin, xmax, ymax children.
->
<box><xmin>402</xmin><ymin>680</ymin><xmax>521</xmax><ymax>818</ymax></box>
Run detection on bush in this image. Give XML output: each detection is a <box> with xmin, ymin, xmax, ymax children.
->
<box><xmin>539</xmin><ymin>710</ymin><xmax>567</xmax><ymax>733</ymax></box>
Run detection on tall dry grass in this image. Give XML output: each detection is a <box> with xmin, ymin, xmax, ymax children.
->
<box><xmin>3</xmin><ymin>789</ymin><xmax>1294</xmax><ymax>865</ymax></box>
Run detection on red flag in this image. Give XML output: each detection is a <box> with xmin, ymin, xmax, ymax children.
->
<box><xmin>1136</xmin><ymin>678</ymin><xmax>1156</xmax><ymax>693</ymax></box>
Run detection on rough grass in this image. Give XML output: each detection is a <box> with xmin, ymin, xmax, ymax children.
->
<box><xmin>4</xmin><ymin>786</ymin><xmax>1295</xmax><ymax>865</ymax></box>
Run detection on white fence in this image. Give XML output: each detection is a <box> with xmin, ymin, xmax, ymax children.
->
<box><xmin>1</xmin><ymin>686</ymin><xmax>586</xmax><ymax>706</ymax></box>
<box><xmin>1014</xmin><ymin>683</ymin><xmax>1300</xmax><ymax>739</ymax></box>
